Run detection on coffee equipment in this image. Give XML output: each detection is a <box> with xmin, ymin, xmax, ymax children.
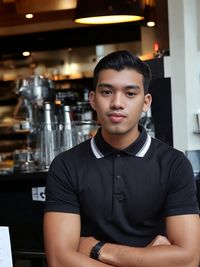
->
<box><xmin>13</xmin><ymin>75</ymin><xmax>56</xmax><ymax>170</ymax></box>
<box><xmin>13</xmin><ymin>75</ymin><xmax>98</xmax><ymax>171</ymax></box>
<box><xmin>14</xmin><ymin>75</ymin><xmax>55</xmax><ymax>131</ymax></box>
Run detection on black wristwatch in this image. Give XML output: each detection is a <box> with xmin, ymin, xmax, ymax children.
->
<box><xmin>90</xmin><ymin>241</ymin><xmax>106</xmax><ymax>260</ymax></box>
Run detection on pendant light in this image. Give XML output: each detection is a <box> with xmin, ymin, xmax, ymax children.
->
<box><xmin>144</xmin><ymin>0</ymin><xmax>156</xmax><ymax>27</ymax></box>
<box><xmin>74</xmin><ymin>0</ymin><xmax>144</xmax><ymax>25</ymax></box>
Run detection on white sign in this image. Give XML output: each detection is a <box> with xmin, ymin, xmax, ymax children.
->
<box><xmin>32</xmin><ymin>187</ymin><xmax>46</xmax><ymax>201</ymax></box>
<box><xmin>0</xmin><ymin>226</ymin><xmax>13</xmax><ymax>267</ymax></box>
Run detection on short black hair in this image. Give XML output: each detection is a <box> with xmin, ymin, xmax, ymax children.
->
<box><xmin>93</xmin><ymin>50</ymin><xmax>151</xmax><ymax>94</ymax></box>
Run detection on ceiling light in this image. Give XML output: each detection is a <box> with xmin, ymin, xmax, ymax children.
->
<box><xmin>147</xmin><ymin>21</ymin><xmax>155</xmax><ymax>27</ymax></box>
<box><xmin>144</xmin><ymin>0</ymin><xmax>156</xmax><ymax>27</ymax></box>
<box><xmin>74</xmin><ymin>0</ymin><xmax>144</xmax><ymax>25</ymax></box>
<box><xmin>22</xmin><ymin>51</ymin><xmax>31</xmax><ymax>57</ymax></box>
<box><xmin>25</xmin><ymin>13</ymin><xmax>34</xmax><ymax>19</ymax></box>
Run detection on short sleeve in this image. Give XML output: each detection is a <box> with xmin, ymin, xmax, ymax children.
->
<box><xmin>164</xmin><ymin>153</ymin><xmax>199</xmax><ymax>216</ymax></box>
<box><xmin>44</xmin><ymin>153</ymin><xmax>80</xmax><ymax>214</ymax></box>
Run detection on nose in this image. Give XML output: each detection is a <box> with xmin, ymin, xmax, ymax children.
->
<box><xmin>110</xmin><ymin>92</ymin><xmax>124</xmax><ymax>110</ymax></box>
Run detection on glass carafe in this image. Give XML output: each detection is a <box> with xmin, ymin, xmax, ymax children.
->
<box><xmin>60</xmin><ymin>105</ymin><xmax>78</xmax><ymax>153</ymax></box>
<box><xmin>39</xmin><ymin>102</ymin><xmax>59</xmax><ymax>169</ymax></box>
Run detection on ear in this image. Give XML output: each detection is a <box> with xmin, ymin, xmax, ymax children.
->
<box><xmin>143</xmin><ymin>93</ymin><xmax>152</xmax><ymax>112</ymax></box>
<box><xmin>89</xmin><ymin>91</ymin><xmax>96</xmax><ymax>111</ymax></box>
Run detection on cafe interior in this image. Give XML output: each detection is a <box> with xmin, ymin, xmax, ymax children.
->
<box><xmin>0</xmin><ymin>0</ymin><xmax>199</xmax><ymax>266</ymax></box>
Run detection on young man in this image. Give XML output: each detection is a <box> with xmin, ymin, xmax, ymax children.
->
<box><xmin>44</xmin><ymin>50</ymin><xmax>200</xmax><ymax>267</ymax></box>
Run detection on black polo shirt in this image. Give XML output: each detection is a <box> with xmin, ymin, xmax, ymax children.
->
<box><xmin>45</xmin><ymin>126</ymin><xmax>199</xmax><ymax>247</ymax></box>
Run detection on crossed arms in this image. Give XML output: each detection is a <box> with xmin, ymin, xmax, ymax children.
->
<box><xmin>43</xmin><ymin>212</ymin><xmax>200</xmax><ymax>267</ymax></box>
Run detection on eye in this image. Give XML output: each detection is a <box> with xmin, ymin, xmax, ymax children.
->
<box><xmin>126</xmin><ymin>91</ymin><xmax>136</xmax><ymax>97</ymax></box>
<box><xmin>101</xmin><ymin>89</ymin><xmax>112</xmax><ymax>96</ymax></box>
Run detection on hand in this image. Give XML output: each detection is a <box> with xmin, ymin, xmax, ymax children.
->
<box><xmin>147</xmin><ymin>235</ymin><xmax>171</xmax><ymax>247</ymax></box>
<box><xmin>78</xmin><ymin>236</ymin><xmax>99</xmax><ymax>257</ymax></box>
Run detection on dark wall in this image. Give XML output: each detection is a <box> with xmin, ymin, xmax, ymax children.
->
<box><xmin>0</xmin><ymin>22</ymin><xmax>141</xmax><ymax>55</ymax></box>
<box><xmin>145</xmin><ymin>58</ymin><xmax>173</xmax><ymax>146</ymax></box>
<box><xmin>155</xmin><ymin>0</ymin><xmax>169</xmax><ymax>52</ymax></box>
<box><xmin>149</xmin><ymin>77</ymin><xmax>173</xmax><ymax>146</ymax></box>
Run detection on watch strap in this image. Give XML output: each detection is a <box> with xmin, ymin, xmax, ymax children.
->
<box><xmin>90</xmin><ymin>241</ymin><xmax>106</xmax><ymax>260</ymax></box>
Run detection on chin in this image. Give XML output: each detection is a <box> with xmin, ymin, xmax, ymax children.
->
<box><xmin>105</xmin><ymin>123</ymin><xmax>138</xmax><ymax>135</ymax></box>
<box><xmin>106</xmin><ymin>126</ymin><xmax>129</xmax><ymax>135</ymax></box>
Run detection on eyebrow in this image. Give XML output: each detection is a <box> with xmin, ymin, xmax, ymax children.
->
<box><xmin>97</xmin><ymin>83</ymin><xmax>141</xmax><ymax>90</ymax></box>
<box><xmin>97</xmin><ymin>83</ymin><xmax>113</xmax><ymax>89</ymax></box>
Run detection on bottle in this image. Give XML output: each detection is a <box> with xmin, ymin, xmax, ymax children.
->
<box><xmin>39</xmin><ymin>102</ymin><xmax>59</xmax><ymax>169</ymax></box>
<box><xmin>60</xmin><ymin>105</ymin><xmax>78</xmax><ymax>152</ymax></box>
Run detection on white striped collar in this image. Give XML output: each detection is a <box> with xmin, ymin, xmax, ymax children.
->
<box><xmin>91</xmin><ymin>137</ymin><xmax>104</xmax><ymax>159</ymax></box>
<box><xmin>91</xmin><ymin>134</ymin><xmax>152</xmax><ymax>159</ymax></box>
<box><xmin>135</xmin><ymin>134</ymin><xmax>151</xmax><ymax>157</ymax></box>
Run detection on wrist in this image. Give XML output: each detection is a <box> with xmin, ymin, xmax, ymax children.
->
<box><xmin>90</xmin><ymin>241</ymin><xmax>106</xmax><ymax>260</ymax></box>
<box><xmin>98</xmin><ymin>243</ymin><xmax>119</xmax><ymax>265</ymax></box>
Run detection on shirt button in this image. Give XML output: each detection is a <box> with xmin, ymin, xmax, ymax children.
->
<box><xmin>115</xmin><ymin>193</ymin><xmax>125</xmax><ymax>201</ymax></box>
<box><xmin>116</xmin><ymin>154</ymin><xmax>120</xmax><ymax>158</ymax></box>
<box><xmin>116</xmin><ymin>175</ymin><xmax>120</xmax><ymax>179</ymax></box>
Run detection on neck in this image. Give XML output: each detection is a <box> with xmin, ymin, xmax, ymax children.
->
<box><xmin>101</xmin><ymin>127</ymin><xmax>140</xmax><ymax>150</ymax></box>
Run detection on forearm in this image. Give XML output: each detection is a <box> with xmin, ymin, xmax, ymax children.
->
<box><xmin>99</xmin><ymin>243</ymin><xmax>197</xmax><ymax>267</ymax></box>
<box><xmin>44</xmin><ymin>213</ymin><xmax>116</xmax><ymax>267</ymax></box>
<box><xmin>46</xmin><ymin>249</ymin><xmax>116</xmax><ymax>267</ymax></box>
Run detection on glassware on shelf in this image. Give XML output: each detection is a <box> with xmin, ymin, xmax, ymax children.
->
<box><xmin>39</xmin><ymin>102</ymin><xmax>59</xmax><ymax>169</ymax></box>
<box><xmin>59</xmin><ymin>105</ymin><xmax>78</xmax><ymax>153</ymax></box>
<box><xmin>13</xmin><ymin>148</ymin><xmax>38</xmax><ymax>172</ymax></box>
<box><xmin>75</xmin><ymin>120</ymin><xmax>99</xmax><ymax>143</ymax></box>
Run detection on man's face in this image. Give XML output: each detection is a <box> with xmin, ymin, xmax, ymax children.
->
<box><xmin>89</xmin><ymin>68</ymin><xmax>151</xmax><ymax>142</ymax></box>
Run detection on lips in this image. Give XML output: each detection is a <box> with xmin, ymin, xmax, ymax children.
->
<box><xmin>108</xmin><ymin>112</ymin><xmax>126</xmax><ymax>123</ymax></box>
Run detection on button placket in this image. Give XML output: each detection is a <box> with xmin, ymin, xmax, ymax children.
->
<box><xmin>114</xmin><ymin>152</ymin><xmax>125</xmax><ymax>202</ymax></box>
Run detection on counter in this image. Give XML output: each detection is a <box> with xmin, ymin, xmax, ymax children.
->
<box><xmin>0</xmin><ymin>170</ymin><xmax>47</xmax><ymax>182</ymax></box>
<box><xmin>0</xmin><ymin>170</ymin><xmax>47</xmax><ymax>265</ymax></box>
